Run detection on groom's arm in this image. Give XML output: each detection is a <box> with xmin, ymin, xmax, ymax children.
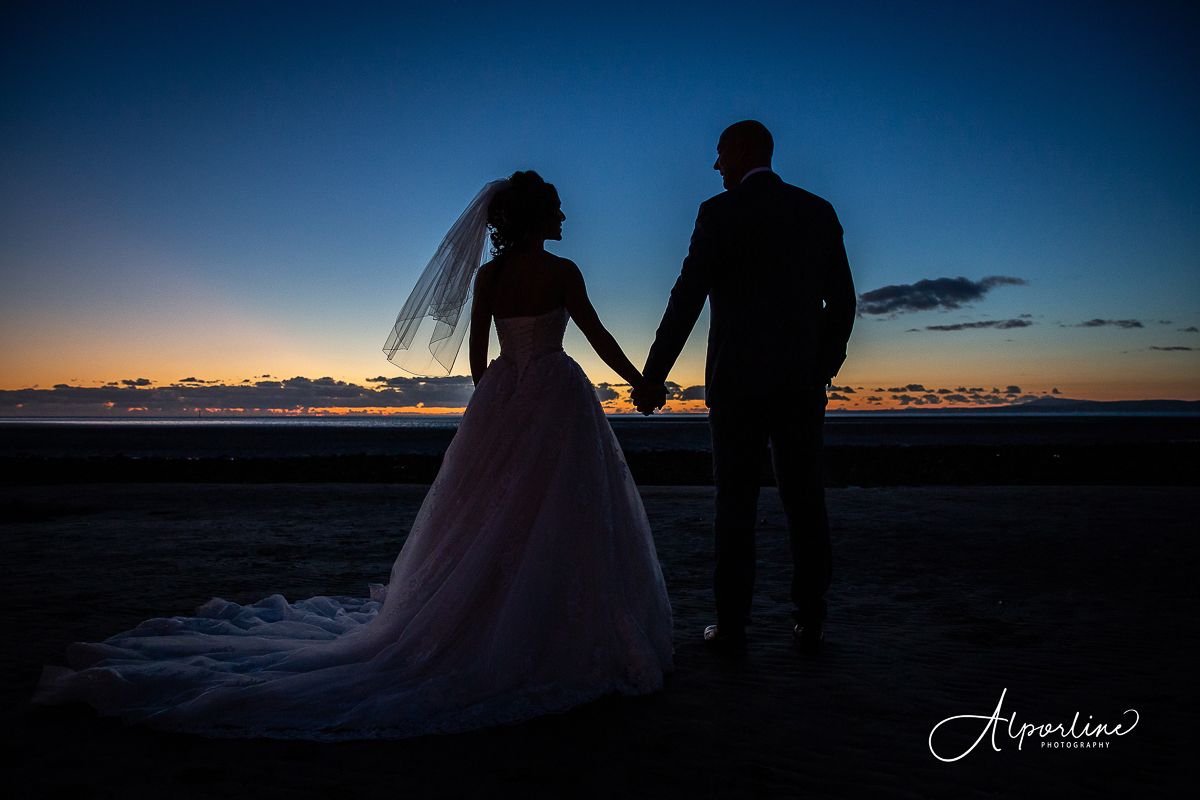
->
<box><xmin>643</xmin><ymin>203</ymin><xmax>717</xmax><ymax>386</ymax></box>
<box><xmin>817</xmin><ymin>205</ymin><xmax>856</xmax><ymax>382</ymax></box>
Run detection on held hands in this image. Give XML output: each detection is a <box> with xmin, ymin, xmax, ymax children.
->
<box><xmin>630</xmin><ymin>379</ymin><xmax>668</xmax><ymax>416</ymax></box>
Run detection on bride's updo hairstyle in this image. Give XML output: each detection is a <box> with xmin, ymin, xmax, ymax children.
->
<box><xmin>487</xmin><ymin>170</ymin><xmax>559</xmax><ymax>256</ymax></box>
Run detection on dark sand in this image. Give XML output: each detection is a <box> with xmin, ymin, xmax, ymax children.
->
<box><xmin>2</xmin><ymin>483</ymin><xmax>1195</xmax><ymax>798</ymax></box>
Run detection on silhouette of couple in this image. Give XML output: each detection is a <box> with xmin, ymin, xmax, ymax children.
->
<box><xmin>470</xmin><ymin>119</ymin><xmax>855</xmax><ymax>654</ymax></box>
<box><xmin>36</xmin><ymin>120</ymin><xmax>856</xmax><ymax>739</ymax></box>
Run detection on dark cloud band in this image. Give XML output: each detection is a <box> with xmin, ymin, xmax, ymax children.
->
<box><xmin>922</xmin><ymin>319</ymin><xmax>1033</xmax><ymax>331</ymax></box>
<box><xmin>1075</xmin><ymin>319</ymin><xmax>1144</xmax><ymax>329</ymax></box>
<box><xmin>858</xmin><ymin>276</ymin><xmax>1026</xmax><ymax>316</ymax></box>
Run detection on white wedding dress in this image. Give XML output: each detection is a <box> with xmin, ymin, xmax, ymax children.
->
<box><xmin>34</xmin><ymin>306</ymin><xmax>675</xmax><ymax>739</ymax></box>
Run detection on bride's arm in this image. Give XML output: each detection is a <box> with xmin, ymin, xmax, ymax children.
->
<box><xmin>562</xmin><ymin>260</ymin><xmax>644</xmax><ymax>388</ymax></box>
<box><xmin>469</xmin><ymin>264</ymin><xmax>494</xmax><ymax>386</ymax></box>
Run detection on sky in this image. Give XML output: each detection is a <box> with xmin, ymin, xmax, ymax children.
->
<box><xmin>1</xmin><ymin>0</ymin><xmax>1197</xmax><ymax>414</ymax></box>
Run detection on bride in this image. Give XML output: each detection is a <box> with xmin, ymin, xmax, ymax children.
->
<box><xmin>34</xmin><ymin>170</ymin><xmax>675</xmax><ymax>739</ymax></box>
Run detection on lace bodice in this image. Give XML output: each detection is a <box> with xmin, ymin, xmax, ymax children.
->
<box><xmin>495</xmin><ymin>306</ymin><xmax>569</xmax><ymax>369</ymax></box>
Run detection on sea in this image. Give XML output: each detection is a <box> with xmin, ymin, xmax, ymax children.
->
<box><xmin>2</xmin><ymin>413</ymin><xmax>1198</xmax><ymax>460</ymax></box>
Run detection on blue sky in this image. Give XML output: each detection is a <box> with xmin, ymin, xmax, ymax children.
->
<box><xmin>2</xmin><ymin>0</ymin><xmax>1197</xmax><ymax>408</ymax></box>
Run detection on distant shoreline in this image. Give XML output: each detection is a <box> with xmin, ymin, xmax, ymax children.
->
<box><xmin>2</xmin><ymin>397</ymin><xmax>1198</xmax><ymax>421</ymax></box>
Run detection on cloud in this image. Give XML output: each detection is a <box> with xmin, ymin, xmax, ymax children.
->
<box><xmin>0</xmin><ymin>375</ymin><xmax>479</xmax><ymax>416</ymax></box>
<box><xmin>858</xmin><ymin>276</ymin><xmax>1025</xmax><ymax>316</ymax></box>
<box><xmin>1179</xmin><ymin>326</ymin><xmax>1199</xmax><ymax>333</ymax></box>
<box><xmin>1075</xmin><ymin>319</ymin><xmax>1144</xmax><ymax>329</ymax></box>
<box><xmin>1150</xmin><ymin>346</ymin><xmax>1194</xmax><ymax>351</ymax></box>
<box><xmin>660</xmin><ymin>381</ymin><xmax>684</xmax><ymax>400</ymax></box>
<box><xmin>890</xmin><ymin>392</ymin><xmax>942</xmax><ymax>406</ymax></box>
<box><xmin>2</xmin><ymin>375</ymin><xmax>716</xmax><ymax>417</ymax></box>
<box><xmin>0</xmin><ymin>374</ymin><xmax>1084</xmax><ymax>416</ymax></box>
<box><xmin>885</xmin><ymin>386</ymin><xmax>1032</xmax><ymax>407</ymax></box>
<box><xmin>923</xmin><ymin>319</ymin><xmax>1033</xmax><ymax>331</ymax></box>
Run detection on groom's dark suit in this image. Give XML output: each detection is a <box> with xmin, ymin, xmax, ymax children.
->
<box><xmin>642</xmin><ymin>170</ymin><xmax>855</xmax><ymax>635</ymax></box>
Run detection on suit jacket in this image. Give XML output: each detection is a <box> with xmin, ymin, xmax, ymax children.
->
<box><xmin>643</xmin><ymin>171</ymin><xmax>856</xmax><ymax>408</ymax></box>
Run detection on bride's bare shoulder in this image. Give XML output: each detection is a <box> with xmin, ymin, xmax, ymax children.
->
<box><xmin>549</xmin><ymin>253</ymin><xmax>582</xmax><ymax>276</ymax></box>
<box><xmin>476</xmin><ymin>257</ymin><xmax>503</xmax><ymax>279</ymax></box>
<box><xmin>473</xmin><ymin>258</ymin><xmax>502</xmax><ymax>296</ymax></box>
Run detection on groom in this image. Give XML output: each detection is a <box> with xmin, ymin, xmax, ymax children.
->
<box><xmin>634</xmin><ymin>120</ymin><xmax>856</xmax><ymax>654</ymax></box>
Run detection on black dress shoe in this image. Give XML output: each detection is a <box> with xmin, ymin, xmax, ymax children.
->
<box><xmin>792</xmin><ymin>621</ymin><xmax>824</xmax><ymax>654</ymax></box>
<box><xmin>703</xmin><ymin>624</ymin><xmax>747</xmax><ymax>655</ymax></box>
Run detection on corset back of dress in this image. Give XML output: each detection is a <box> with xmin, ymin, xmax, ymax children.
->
<box><xmin>495</xmin><ymin>307</ymin><xmax>568</xmax><ymax>370</ymax></box>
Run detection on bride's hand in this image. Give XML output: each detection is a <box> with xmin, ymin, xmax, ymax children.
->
<box><xmin>631</xmin><ymin>379</ymin><xmax>666</xmax><ymax>416</ymax></box>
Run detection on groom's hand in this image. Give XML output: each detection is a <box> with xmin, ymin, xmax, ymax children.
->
<box><xmin>632</xmin><ymin>381</ymin><xmax>668</xmax><ymax>416</ymax></box>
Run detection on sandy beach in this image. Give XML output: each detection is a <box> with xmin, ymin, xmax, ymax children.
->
<box><xmin>1</xmin><ymin>482</ymin><xmax>1193</xmax><ymax>798</ymax></box>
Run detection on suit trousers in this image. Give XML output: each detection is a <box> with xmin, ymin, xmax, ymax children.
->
<box><xmin>708</xmin><ymin>386</ymin><xmax>831</xmax><ymax>634</ymax></box>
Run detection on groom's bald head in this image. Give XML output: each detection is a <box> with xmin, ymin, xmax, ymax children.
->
<box><xmin>719</xmin><ymin>120</ymin><xmax>773</xmax><ymax>160</ymax></box>
<box><xmin>715</xmin><ymin>120</ymin><xmax>773</xmax><ymax>189</ymax></box>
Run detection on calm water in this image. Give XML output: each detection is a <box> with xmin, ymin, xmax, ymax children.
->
<box><xmin>2</xmin><ymin>414</ymin><xmax>1197</xmax><ymax>459</ymax></box>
